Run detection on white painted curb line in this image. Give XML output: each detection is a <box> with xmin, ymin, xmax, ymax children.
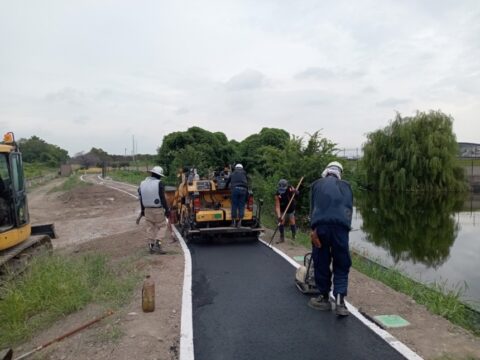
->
<box><xmin>258</xmin><ymin>237</ymin><xmax>423</xmax><ymax>360</ymax></box>
<box><xmin>172</xmin><ymin>226</ymin><xmax>195</xmax><ymax>360</ymax></box>
<box><xmin>86</xmin><ymin>174</ymin><xmax>195</xmax><ymax>359</ymax></box>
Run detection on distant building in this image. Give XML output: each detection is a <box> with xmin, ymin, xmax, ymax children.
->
<box><xmin>458</xmin><ymin>142</ymin><xmax>480</xmax><ymax>158</ymax></box>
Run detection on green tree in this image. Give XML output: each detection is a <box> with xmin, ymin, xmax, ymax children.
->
<box><xmin>249</xmin><ymin>131</ymin><xmax>338</xmax><ymax>225</ymax></box>
<box><xmin>18</xmin><ymin>136</ymin><xmax>69</xmax><ymax>166</ymax></box>
<box><xmin>157</xmin><ymin>127</ymin><xmax>237</xmax><ymax>182</ymax></box>
<box><xmin>361</xmin><ymin>111</ymin><xmax>467</xmax><ymax>191</ymax></box>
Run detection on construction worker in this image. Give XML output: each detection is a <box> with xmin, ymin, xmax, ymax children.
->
<box><xmin>274</xmin><ymin>179</ymin><xmax>299</xmax><ymax>243</ymax></box>
<box><xmin>138</xmin><ymin>166</ymin><xmax>171</xmax><ymax>254</ymax></box>
<box><xmin>308</xmin><ymin>161</ymin><xmax>353</xmax><ymax>316</ymax></box>
<box><xmin>226</xmin><ymin>163</ymin><xmax>248</xmax><ymax>227</ymax></box>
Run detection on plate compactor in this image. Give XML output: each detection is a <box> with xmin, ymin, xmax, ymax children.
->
<box><xmin>295</xmin><ymin>252</ymin><xmax>320</xmax><ymax>295</ymax></box>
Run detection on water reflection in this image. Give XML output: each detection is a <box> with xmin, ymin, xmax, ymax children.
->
<box><xmin>356</xmin><ymin>191</ymin><xmax>466</xmax><ymax>268</ymax></box>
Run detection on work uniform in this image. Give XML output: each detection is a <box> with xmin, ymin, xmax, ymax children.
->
<box><xmin>138</xmin><ymin>176</ymin><xmax>170</xmax><ymax>251</ymax></box>
<box><xmin>310</xmin><ymin>175</ymin><xmax>353</xmax><ymax>297</ymax></box>
<box><xmin>226</xmin><ymin>168</ymin><xmax>248</xmax><ymax>224</ymax></box>
<box><xmin>275</xmin><ymin>186</ymin><xmax>299</xmax><ymax>241</ymax></box>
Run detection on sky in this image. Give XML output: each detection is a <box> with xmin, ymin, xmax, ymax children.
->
<box><xmin>0</xmin><ymin>0</ymin><xmax>479</xmax><ymax>156</ymax></box>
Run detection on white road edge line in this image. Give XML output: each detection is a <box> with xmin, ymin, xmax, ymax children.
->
<box><xmin>97</xmin><ymin>175</ymin><xmax>139</xmax><ymax>189</ymax></box>
<box><xmin>258</xmin><ymin>237</ymin><xmax>423</xmax><ymax>360</ymax></box>
<box><xmin>172</xmin><ymin>226</ymin><xmax>195</xmax><ymax>360</ymax></box>
<box><xmin>85</xmin><ymin>174</ymin><xmax>195</xmax><ymax>359</ymax></box>
<box><xmin>82</xmin><ymin>175</ymin><xmax>139</xmax><ymax>199</ymax></box>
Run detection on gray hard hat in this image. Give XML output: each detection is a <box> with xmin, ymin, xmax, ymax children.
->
<box><xmin>278</xmin><ymin>179</ymin><xmax>288</xmax><ymax>194</ymax></box>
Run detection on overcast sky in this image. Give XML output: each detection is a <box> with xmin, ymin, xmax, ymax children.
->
<box><xmin>1</xmin><ymin>0</ymin><xmax>479</xmax><ymax>156</ymax></box>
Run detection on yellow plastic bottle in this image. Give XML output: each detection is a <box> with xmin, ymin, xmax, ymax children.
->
<box><xmin>142</xmin><ymin>275</ymin><xmax>155</xmax><ymax>312</ymax></box>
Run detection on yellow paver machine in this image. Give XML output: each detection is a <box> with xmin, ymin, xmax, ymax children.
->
<box><xmin>172</xmin><ymin>168</ymin><xmax>263</xmax><ymax>242</ymax></box>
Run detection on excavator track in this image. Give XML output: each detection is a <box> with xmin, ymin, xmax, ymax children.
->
<box><xmin>0</xmin><ymin>235</ymin><xmax>53</xmax><ymax>276</ymax></box>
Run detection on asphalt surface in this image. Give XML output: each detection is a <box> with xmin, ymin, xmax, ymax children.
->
<box><xmin>190</xmin><ymin>240</ymin><xmax>407</xmax><ymax>360</ymax></box>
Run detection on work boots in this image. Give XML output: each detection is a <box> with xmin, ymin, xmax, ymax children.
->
<box><xmin>308</xmin><ymin>294</ymin><xmax>331</xmax><ymax>311</ymax></box>
<box><xmin>149</xmin><ymin>240</ymin><xmax>166</xmax><ymax>255</ymax></box>
<box><xmin>335</xmin><ymin>294</ymin><xmax>349</xmax><ymax>316</ymax></box>
<box><xmin>275</xmin><ymin>233</ymin><xmax>285</xmax><ymax>244</ymax></box>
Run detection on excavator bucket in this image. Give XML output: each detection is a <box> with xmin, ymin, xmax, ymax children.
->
<box><xmin>31</xmin><ymin>223</ymin><xmax>57</xmax><ymax>239</ymax></box>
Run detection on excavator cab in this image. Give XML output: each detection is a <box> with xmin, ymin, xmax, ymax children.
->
<box><xmin>0</xmin><ymin>132</ymin><xmax>54</xmax><ymax>274</ymax></box>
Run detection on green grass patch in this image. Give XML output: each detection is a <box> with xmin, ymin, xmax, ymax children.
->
<box><xmin>0</xmin><ymin>253</ymin><xmax>139</xmax><ymax>347</ymax></box>
<box><xmin>108</xmin><ymin>169</ymin><xmax>147</xmax><ymax>186</ymax></box>
<box><xmin>457</xmin><ymin>158</ymin><xmax>480</xmax><ymax>167</ymax></box>
<box><xmin>351</xmin><ymin>253</ymin><xmax>480</xmax><ymax>335</ymax></box>
<box><xmin>24</xmin><ymin>163</ymin><xmax>57</xmax><ymax>179</ymax></box>
<box><xmin>48</xmin><ymin>174</ymin><xmax>91</xmax><ymax>193</ymax></box>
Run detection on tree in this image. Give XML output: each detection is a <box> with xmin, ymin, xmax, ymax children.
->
<box><xmin>18</xmin><ymin>136</ymin><xmax>69</xmax><ymax>166</ymax></box>
<box><xmin>361</xmin><ymin>111</ymin><xmax>467</xmax><ymax>191</ymax></box>
<box><xmin>157</xmin><ymin>127</ymin><xmax>237</xmax><ymax>180</ymax></box>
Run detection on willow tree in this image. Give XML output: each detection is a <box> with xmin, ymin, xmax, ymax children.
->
<box><xmin>362</xmin><ymin>111</ymin><xmax>467</xmax><ymax>191</ymax></box>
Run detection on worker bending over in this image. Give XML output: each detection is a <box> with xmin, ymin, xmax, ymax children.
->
<box><xmin>309</xmin><ymin>161</ymin><xmax>353</xmax><ymax>316</ymax></box>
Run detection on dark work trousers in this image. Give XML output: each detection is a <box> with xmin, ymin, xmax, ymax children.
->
<box><xmin>231</xmin><ymin>186</ymin><xmax>248</xmax><ymax>219</ymax></box>
<box><xmin>311</xmin><ymin>224</ymin><xmax>351</xmax><ymax>297</ymax></box>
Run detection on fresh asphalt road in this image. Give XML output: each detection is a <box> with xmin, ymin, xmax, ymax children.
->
<box><xmin>189</xmin><ymin>240</ymin><xmax>407</xmax><ymax>360</ymax></box>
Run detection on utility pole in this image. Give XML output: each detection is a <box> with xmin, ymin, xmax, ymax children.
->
<box><xmin>132</xmin><ymin>135</ymin><xmax>136</xmax><ymax>171</ymax></box>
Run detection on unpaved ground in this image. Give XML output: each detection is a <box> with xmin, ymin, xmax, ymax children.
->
<box><xmin>16</xmin><ymin>178</ymin><xmax>480</xmax><ymax>360</ymax></box>
<box><xmin>20</xmin><ymin>178</ymin><xmax>183</xmax><ymax>360</ymax></box>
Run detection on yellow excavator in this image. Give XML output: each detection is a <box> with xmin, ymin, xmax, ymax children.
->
<box><xmin>0</xmin><ymin>132</ymin><xmax>55</xmax><ymax>274</ymax></box>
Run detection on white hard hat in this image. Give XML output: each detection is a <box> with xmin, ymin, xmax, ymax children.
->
<box><xmin>149</xmin><ymin>166</ymin><xmax>165</xmax><ymax>177</ymax></box>
<box><xmin>326</xmin><ymin>161</ymin><xmax>343</xmax><ymax>172</ymax></box>
<box><xmin>235</xmin><ymin>163</ymin><xmax>243</xmax><ymax>169</ymax></box>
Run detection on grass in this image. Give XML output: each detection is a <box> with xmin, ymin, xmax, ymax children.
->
<box><xmin>48</xmin><ymin>174</ymin><xmax>91</xmax><ymax>193</ymax></box>
<box><xmin>108</xmin><ymin>169</ymin><xmax>147</xmax><ymax>186</ymax></box>
<box><xmin>351</xmin><ymin>253</ymin><xmax>480</xmax><ymax>335</ymax></box>
<box><xmin>23</xmin><ymin>163</ymin><xmax>57</xmax><ymax>179</ymax></box>
<box><xmin>0</xmin><ymin>253</ymin><xmax>139</xmax><ymax>347</ymax></box>
<box><xmin>457</xmin><ymin>158</ymin><xmax>480</xmax><ymax>167</ymax></box>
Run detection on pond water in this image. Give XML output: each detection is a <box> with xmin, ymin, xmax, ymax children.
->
<box><xmin>350</xmin><ymin>192</ymin><xmax>480</xmax><ymax>309</ymax></box>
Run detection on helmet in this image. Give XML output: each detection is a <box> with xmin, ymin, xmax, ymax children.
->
<box><xmin>235</xmin><ymin>164</ymin><xmax>243</xmax><ymax>169</ymax></box>
<box><xmin>278</xmin><ymin>179</ymin><xmax>288</xmax><ymax>194</ymax></box>
<box><xmin>149</xmin><ymin>166</ymin><xmax>165</xmax><ymax>177</ymax></box>
<box><xmin>326</xmin><ymin>161</ymin><xmax>343</xmax><ymax>172</ymax></box>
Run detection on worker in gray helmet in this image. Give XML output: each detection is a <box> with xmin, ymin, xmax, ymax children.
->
<box><xmin>275</xmin><ymin>179</ymin><xmax>299</xmax><ymax>243</ymax></box>
<box><xmin>309</xmin><ymin>161</ymin><xmax>353</xmax><ymax>316</ymax></box>
<box><xmin>138</xmin><ymin>166</ymin><xmax>171</xmax><ymax>254</ymax></box>
<box><xmin>226</xmin><ymin>163</ymin><xmax>248</xmax><ymax>227</ymax></box>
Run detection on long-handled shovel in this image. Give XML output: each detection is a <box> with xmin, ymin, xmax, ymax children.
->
<box><xmin>268</xmin><ymin>176</ymin><xmax>304</xmax><ymax>247</ymax></box>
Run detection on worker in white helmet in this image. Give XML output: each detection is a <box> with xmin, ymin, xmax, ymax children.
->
<box><xmin>225</xmin><ymin>164</ymin><xmax>248</xmax><ymax>227</ymax></box>
<box><xmin>138</xmin><ymin>166</ymin><xmax>171</xmax><ymax>254</ymax></box>
<box><xmin>308</xmin><ymin>161</ymin><xmax>353</xmax><ymax>316</ymax></box>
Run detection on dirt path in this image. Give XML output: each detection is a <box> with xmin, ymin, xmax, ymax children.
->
<box><xmin>15</xmin><ymin>178</ymin><xmax>480</xmax><ymax>360</ymax></box>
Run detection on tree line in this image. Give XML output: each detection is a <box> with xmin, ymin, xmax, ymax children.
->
<box><xmin>19</xmin><ymin>110</ymin><xmax>467</xmax><ymax>202</ymax></box>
